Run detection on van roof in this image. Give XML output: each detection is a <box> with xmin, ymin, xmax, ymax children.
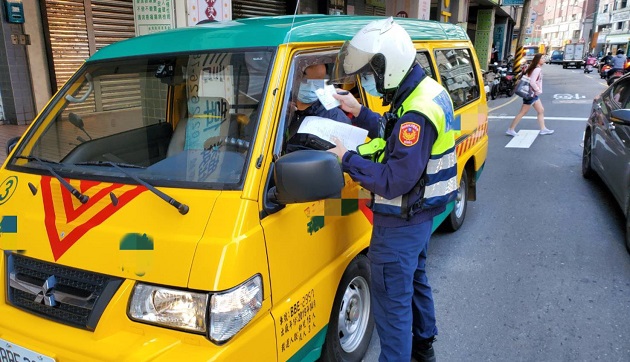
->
<box><xmin>88</xmin><ymin>15</ymin><xmax>469</xmax><ymax>62</ymax></box>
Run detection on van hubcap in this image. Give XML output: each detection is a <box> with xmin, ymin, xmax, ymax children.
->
<box><xmin>338</xmin><ymin>276</ymin><xmax>370</xmax><ymax>352</ymax></box>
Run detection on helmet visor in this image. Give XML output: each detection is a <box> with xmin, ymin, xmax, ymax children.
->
<box><xmin>332</xmin><ymin>40</ymin><xmax>374</xmax><ymax>86</ymax></box>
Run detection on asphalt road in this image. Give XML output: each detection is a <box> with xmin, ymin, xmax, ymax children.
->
<box><xmin>362</xmin><ymin>63</ymin><xmax>630</xmax><ymax>361</ymax></box>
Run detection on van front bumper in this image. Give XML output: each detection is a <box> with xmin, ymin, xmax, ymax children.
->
<box><xmin>0</xmin><ymin>280</ymin><xmax>277</xmax><ymax>362</ymax></box>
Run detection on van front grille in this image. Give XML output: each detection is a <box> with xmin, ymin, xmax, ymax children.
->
<box><xmin>5</xmin><ymin>252</ymin><xmax>123</xmax><ymax>330</ymax></box>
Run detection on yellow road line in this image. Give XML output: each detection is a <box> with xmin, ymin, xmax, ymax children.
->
<box><xmin>488</xmin><ymin>96</ymin><xmax>520</xmax><ymax>112</ymax></box>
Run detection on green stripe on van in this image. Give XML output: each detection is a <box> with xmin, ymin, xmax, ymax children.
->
<box><xmin>287</xmin><ymin>326</ymin><xmax>328</xmax><ymax>362</ymax></box>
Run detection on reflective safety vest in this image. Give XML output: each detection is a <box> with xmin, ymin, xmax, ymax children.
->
<box><xmin>371</xmin><ymin>76</ymin><xmax>458</xmax><ymax>218</ymax></box>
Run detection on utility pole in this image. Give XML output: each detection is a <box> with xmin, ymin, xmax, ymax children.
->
<box><xmin>513</xmin><ymin>0</ymin><xmax>532</xmax><ymax>75</ymax></box>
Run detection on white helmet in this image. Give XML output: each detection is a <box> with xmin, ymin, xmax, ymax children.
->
<box><xmin>335</xmin><ymin>17</ymin><xmax>416</xmax><ymax>92</ymax></box>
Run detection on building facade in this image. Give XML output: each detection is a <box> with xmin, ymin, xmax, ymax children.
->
<box><xmin>594</xmin><ymin>0</ymin><xmax>630</xmax><ymax>56</ymax></box>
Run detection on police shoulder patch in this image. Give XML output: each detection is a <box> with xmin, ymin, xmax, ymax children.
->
<box><xmin>399</xmin><ymin>122</ymin><xmax>421</xmax><ymax>147</ymax></box>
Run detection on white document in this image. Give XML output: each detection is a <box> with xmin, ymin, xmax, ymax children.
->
<box><xmin>297</xmin><ymin>116</ymin><xmax>368</xmax><ymax>151</ymax></box>
<box><xmin>315</xmin><ymin>85</ymin><xmax>342</xmax><ymax>110</ymax></box>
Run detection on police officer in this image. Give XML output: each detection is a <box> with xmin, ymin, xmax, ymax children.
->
<box><xmin>328</xmin><ymin>18</ymin><xmax>457</xmax><ymax>362</ymax></box>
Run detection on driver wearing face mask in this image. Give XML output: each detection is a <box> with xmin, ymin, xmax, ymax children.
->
<box><xmin>285</xmin><ymin>63</ymin><xmax>351</xmax><ymax>152</ymax></box>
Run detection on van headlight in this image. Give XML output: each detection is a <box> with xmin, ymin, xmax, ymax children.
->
<box><xmin>128</xmin><ymin>284</ymin><xmax>208</xmax><ymax>333</ymax></box>
<box><xmin>128</xmin><ymin>275</ymin><xmax>263</xmax><ymax>341</ymax></box>
<box><xmin>209</xmin><ymin>275</ymin><xmax>263</xmax><ymax>343</ymax></box>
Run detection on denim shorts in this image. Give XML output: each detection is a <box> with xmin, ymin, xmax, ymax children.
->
<box><xmin>523</xmin><ymin>95</ymin><xmax>539</xmax><ymax>105</ymax></box>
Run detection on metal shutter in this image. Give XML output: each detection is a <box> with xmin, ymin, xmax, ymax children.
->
<box><xmin>42</xmin><ymin>0</ymin><xmax>135</xmax><ymax>90</ymax></box>
<box><xmin>90</xmin><ymin>0</ymin><xmax>139</xmax><ymax>111</ymax></box>
<box><xmin>42</xmin><ymin>0</ymin><xmax>90</xmax><ymax>90</ymax></box>
<box><xmin>43</xmin><ymin>0</ymin><xmax>138</xmax><ymax>112</ymax></box>
<box><xmin>365</xmin><ymin>5</ymin><xmax>386</xmax><ymax>16</ymax></box>
<box><xmin>91</xmin><ymin>0</ymin><xmax>136</xmax><ymax>51</ymax></box>
<box><xmin>232</xmin><ymin>0</ymin><xmax>286</xmax><ymax>19</ymax></box>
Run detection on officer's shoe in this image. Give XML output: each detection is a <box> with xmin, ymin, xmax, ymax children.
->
<box><xmin>411</xmin><ymin>336</ymin><xmax>436</xmax><ymax>362</ymax></box>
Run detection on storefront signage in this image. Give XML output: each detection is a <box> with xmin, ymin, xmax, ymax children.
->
<box><xmin>133</xmin><ymin>0</ymin><xmax>175</xmax><ymax>35</ymax></box>
<box><xmin>187</xmin><ymin>0</ymin><xmax>232</xmax><ymax>25</ymax></box>
<box><xmin>502</xmin><ymin>0</ymin><xmax>524</xmax><ymax>5</ymax></box>
<box><xmin>418</xmin><ymin>0</ymin><xmax>430</xmax><ymax>20</ymax></box>
<box><xmin>612</xmin><ymin>10</ymin><xmax>630</xmax><ymax>23</ymax></box>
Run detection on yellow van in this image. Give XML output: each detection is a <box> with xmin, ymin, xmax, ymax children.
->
<box><xmin>0</xmin><ymin>15</ymin><xmax>487</xmax><ymax>361</ymax></box>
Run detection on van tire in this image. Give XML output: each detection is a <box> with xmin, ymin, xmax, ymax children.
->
<box><xmin>320</xmin><ymin>255</ymin><xmax>374</xmax><ymax>362</ymax></box>
<box><xmin>441</xmin><ymin>170</ymin><xmax>468</xmax><ymax>232</ymax></box>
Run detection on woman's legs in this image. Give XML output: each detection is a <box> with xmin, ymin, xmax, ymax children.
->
<box><xmin>508</xmin><ymin>103</ymin><xmax>531</xmax><ymax>131</ymax></box>
<box><xmin>532</xmin><ymin>100</ymin><xmax>546</xmax><ymax>129</ymax></box>
<box><xmin>533</xmin><ymin>100</ymin><xmax>554</xmax><ymax>134</ymax></box>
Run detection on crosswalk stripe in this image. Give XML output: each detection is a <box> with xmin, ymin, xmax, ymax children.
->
<box><xmin>505</xmin><ymin>130</ymin><xmax>540</xmax><ymax>148</ymax></box>
<box><xmin>489</xmin><ymin>116</ymin><xmax>587</xmax><ymax>121</ymax></box>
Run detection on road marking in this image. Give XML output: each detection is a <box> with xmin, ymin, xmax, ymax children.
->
<box><xmin>489</xmin><ymin>116</ymin><xmax>588</xmax><ymax>121</ymax></box>
<box><xmin>505</xmin><ymin>130</ymin><xmax>540</xmax><ymax>148</ymax></box>
<box><xmin>488</xmin><ymin>96</ymin><xmax>519</xmax><ymax>112</ymax></box>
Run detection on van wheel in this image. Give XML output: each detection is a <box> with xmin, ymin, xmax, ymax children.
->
<box><xmin>582</xmin><ymin>131</ymin><xmax>594</xmax><ymax>179</ymax></box>
<box><xmin>441</xmin><ymin>170</ymin><xmax>468</xmax><ymax>232</ymax></box>
<box><xmin>320</xmin><ymin>255</ymin><xmax>374</xmax><ymax>362</ymax></box>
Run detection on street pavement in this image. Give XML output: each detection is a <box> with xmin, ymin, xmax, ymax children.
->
<box><xmin>0</xmin><ymin>124</ymin><xmax>28</xmax><ymax>163</ymax></box>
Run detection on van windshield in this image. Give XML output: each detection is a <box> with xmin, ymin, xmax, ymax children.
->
<box><xmin>8</xmin><ymin>50</ymin><xmax>273</xmax><ymax>189</ymax></box>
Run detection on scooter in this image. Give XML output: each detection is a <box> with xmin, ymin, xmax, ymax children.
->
<box><xmin>584</xmin><ymin>56</ymin><xmax>597</xmax><ymax>73</ymax></box>
<box><xmin>490</xmin><ymin>63</ymin><xmax>515</xmax><ymax>99</ymax></box>
<box><xmin>606</xmin><ymin>58</ymin><xmax>630</xmax><ymax>85</ymax></box>
<box><xmin>600</xmin><ymin>63</ymin><xmax>612</xmax><ymax>79</ymax></box>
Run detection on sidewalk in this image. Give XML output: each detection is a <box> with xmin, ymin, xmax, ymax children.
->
<box><xmin>0</xmin><ymin>124</ymin><xmax>29</xmax><ymax>163</ymax></box>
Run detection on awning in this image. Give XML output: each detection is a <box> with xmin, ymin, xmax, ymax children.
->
<box><xmin>604</xmin><ymin>33</ymin><xmax>630</xmax><ymax>44</ymax></box>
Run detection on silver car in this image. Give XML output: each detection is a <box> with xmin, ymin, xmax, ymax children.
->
<box><xmin>582</xmin><ymin>73</ymin><xmax>630</xmax><ymax>253</ymax></box>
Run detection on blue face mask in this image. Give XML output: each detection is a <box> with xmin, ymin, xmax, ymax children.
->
<box><xmin>361</xmin><ymin>74</ymin><xmax>383</xmax><ymax>97</ymax></box>
<box><xmin>297</xmin><ymin>80</ymin><xmax>321</xmax><ymax>104</ymax></box>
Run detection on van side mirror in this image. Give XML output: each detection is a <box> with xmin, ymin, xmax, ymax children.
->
<box><xmin>270</xmin><ymin>150</ymin><xmax>345</xmax><ymax>204</ymax></box>
<box><xmin>6</xmin><ymin>136</ymin><xmax>20</xmax><ymax>156</ymax></box>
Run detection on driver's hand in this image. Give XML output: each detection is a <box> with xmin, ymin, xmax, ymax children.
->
<box><xmin>327</xmin><ymin>136</ymin><xmax>348</xmax><ymax>161</ymax></box>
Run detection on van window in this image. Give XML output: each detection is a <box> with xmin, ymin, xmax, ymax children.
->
<box><xmin>433</xmin><ymin>48</ymin><xmax>480</xmax><ymax>109</ymax></box>
<box><xmin>275</xmin><ymin>50</ymin><xmax>348</xmax><ymax>155</ymax></box>
<box><xmin>416</xmin><ymin>51</ymin><xmax>436</xmax><ymax>81</ymax></box>
<box><xmin>9</xmin><ymin>51</ymin><xmax>273</xmax><ymax>189</ymax></box>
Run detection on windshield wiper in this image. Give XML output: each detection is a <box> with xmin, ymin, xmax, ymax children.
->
<box><xmin>14</xmin><ymin>156</ymin><xmax>89</xmax><ymax>204</ymax></box>
<box><xmin>73</xmin><ymin>161</ymin><xmax>145</xmax><ymax>169</ymax></box>
<box><xmin>74</xmin><ymin>160</ymin><xmax>189</xmax><ymax>215</ymax></box>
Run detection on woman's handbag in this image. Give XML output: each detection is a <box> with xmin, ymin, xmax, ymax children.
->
<box><xmin>514</xmin><ymin>75</ymin><xmax>535</xmax><ymax>100</ymax></box>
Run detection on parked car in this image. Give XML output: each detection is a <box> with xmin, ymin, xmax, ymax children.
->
<box><xmin>582</xmin><ymin>72</ymin><xmax>630</xmax><ymax>253</ymax></box>
<box><xmin>547</xmin><ymin>50</ymin><xmax>564</xmax><ymax>64</ymax></box>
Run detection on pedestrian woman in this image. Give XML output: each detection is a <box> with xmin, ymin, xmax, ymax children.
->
<box><xmin>506</xmin><ymin>53</ymin><xmax>554</xmax><ymax>136</ymax></box>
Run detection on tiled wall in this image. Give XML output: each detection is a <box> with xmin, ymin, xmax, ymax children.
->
<box><xmin>0</xmin><ymin>4</ymin><xmax>35</xmax><ymax>125</ymax></box>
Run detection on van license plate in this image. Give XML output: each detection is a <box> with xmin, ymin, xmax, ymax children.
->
<box><xmin>0</xmin><ymin>338</ymin><xmax>55</xmax><ymax>362</ymax></box>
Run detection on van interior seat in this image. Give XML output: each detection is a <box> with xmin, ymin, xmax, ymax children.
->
<box><xmin>167</xmin><ymin>118</ymin><xmax>188</xmax><ymax>157</ymax></box>
<box><xmin>167</xmin><ymin>96</ymin><xmax>232</xmax><ymax>157</ymax></box>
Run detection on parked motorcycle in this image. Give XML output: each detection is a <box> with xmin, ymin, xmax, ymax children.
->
<box><xmin>490</xmin><ymin>63</ymin><xmax>515</xmax><ymax>99</ymax></box>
